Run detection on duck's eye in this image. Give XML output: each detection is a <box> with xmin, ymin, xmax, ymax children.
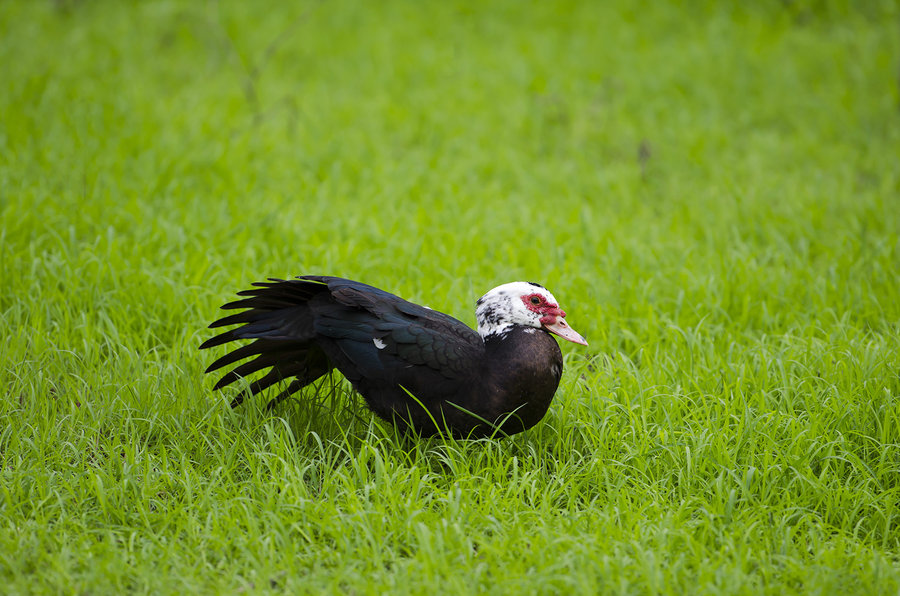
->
<box><xmin>530</xmin><ymin>296</ymin><xmax>541</xmax><ymax>305</ymax></box>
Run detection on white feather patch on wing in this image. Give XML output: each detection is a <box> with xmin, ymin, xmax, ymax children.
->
<box><xmin>373</xmin><ymin>338</ymin><xmax>387</xmax><ymax>349</ymax></box>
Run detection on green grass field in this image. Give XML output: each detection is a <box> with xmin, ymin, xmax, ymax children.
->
<box><xmin>2</xmin><ymin>1</ymin><xmax>899</xmax><ymax>593</ymax></box>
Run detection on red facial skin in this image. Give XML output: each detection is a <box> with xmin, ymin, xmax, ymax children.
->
<box><xmin>521</xmin><ymin>293</ymin><xmax>566</xmax><ymax>325</ymax></box>
<box><xmin>521</xmin><ymin>292</ymin><xmax>588</xmax><ymax>346</ymax></box>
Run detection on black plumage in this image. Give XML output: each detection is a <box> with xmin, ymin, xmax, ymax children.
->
<box><xmin>200</xmin><ymin>275</ymin><xmax>586</xmax><ymax>437</ymax></box>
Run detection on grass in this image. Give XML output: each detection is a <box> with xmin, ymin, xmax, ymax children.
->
<box><xmin>1</xmin><ymin>0</ymin><xmax>899</xmax><ymax>593</ymax></box>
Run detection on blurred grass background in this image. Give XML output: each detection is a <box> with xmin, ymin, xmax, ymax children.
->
<box><xmin>1</xmin><ymin>0</ymin><xmax>899</xmax><ymax>593</ymax></box>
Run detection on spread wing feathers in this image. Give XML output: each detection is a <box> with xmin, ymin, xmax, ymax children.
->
<box><xmin>200</xmin><ymin>278</ymin><xmax>326</xmax><ymax>349</ymax></box>
<box><xmin>200</xmin><ymin>278</ymin><xmax>333</xmax><ymax>406</ymax></box>
<box><xmin>226</xmin><ymin>350</ymin><xmax>331</xmax><ymax>409</ymax></box>
<box><xmin>201</xmin><ymin>276</ymin><xmax>485</xmax><ymax>408</ymax></box>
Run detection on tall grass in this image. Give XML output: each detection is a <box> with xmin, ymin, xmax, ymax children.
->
<box><xmin>1</xmin><ymin>0</ymin><xmax>898</xmax><ymax>593</ymax></box>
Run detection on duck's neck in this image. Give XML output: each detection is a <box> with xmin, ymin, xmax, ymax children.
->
<box><xmin>473</xmin><ymin>326</ymin><xmax>564</xmax><ymax>434</ymax></box>
<box><xmin>477</xmin><ymin>320</ymin><xmax>515</xmax><ymax>343</ymax></box>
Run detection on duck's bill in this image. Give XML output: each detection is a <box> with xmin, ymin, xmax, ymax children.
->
<box><xmin>543</xmin><ymin>319</ymin><xmax>588</xmax><ymax>346</ymax></box>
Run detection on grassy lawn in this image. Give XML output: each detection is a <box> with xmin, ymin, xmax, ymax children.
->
<box><xmin>2</xmin><ymin>0</ymin><xmax>899</xmax><ymax>593</ymax></box>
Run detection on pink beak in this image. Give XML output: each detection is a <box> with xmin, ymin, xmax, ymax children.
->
<box><xmin>543</xmin><ymin>318</ymin><xmax>588</xmax><ymax>346</ymax></box>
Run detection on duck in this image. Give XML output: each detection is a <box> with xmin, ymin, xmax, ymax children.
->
<box><xmin>200</xmin><ymin>275</ymin><xmax>587</xmax><ymax>437</ymax></box>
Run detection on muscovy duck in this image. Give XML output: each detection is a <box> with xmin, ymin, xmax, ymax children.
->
<box><xmin>200</xmin><ymin>276</ymin><xmax>587</xmax><ymax>437</ymax></box>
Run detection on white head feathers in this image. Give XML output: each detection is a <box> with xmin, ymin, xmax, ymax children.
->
<box><xmin>475</xmin><ymin>282</ymin><xmax>559</xmax><ymax>339</ymax></box>
<box><xmin>475</xmin><ymin>281</ymin><xmax>588</xmax><ymax>346</ymax></box>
